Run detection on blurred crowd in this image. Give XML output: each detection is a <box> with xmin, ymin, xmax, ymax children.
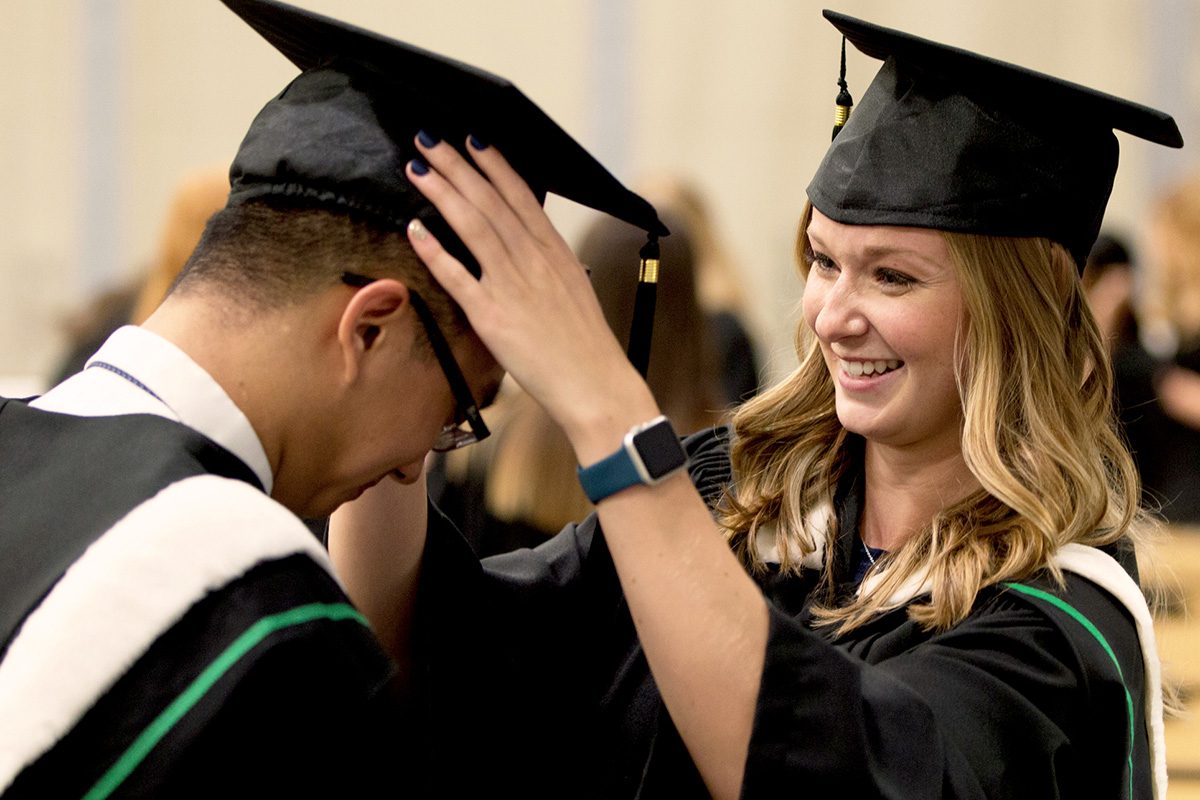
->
<box><xmin>1084</xmin><ymin>170</ymin><xmax>1200</xmax><ymax>526</ymax></box>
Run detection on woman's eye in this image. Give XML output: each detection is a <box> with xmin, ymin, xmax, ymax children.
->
<box><xmin>876</xmin><ymin>268</ymin><xmax>916</xmax><ymax>287</ymax></box>
<box><xmin>805</xmin><ymin>247</ymin><xmax>837</xmax><ymax>272</ymax></box>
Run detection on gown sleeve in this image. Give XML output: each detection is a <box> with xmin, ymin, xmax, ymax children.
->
<box><xmin>411</xmin><ymin>427</ymin><xmax>733</xmax><ymax>797</ymax></box>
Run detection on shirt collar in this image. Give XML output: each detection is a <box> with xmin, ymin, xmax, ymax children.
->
<box><xmin>84</xmin><ymin>326</ymin><xmax>274</xmax><ymax>493</ymax></box>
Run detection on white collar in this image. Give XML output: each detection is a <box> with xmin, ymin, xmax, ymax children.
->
<box><xmin>32</xmin><ymin>326</ymin><xmax>273</xmax><ymax>493</ymax></box>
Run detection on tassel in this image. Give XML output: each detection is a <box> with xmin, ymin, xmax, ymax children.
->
<box><xmin>832</xmin><ymin>36</ymin><xmax>854</xmax><ymax>140</ymax></box>
<box><xmin>627</xmin><ymin>236</ymin><xmax>659</xmax><ymax>377</ymax></box>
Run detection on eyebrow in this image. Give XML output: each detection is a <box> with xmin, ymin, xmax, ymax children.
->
<box><xmin>807</xmin><ymin>230</ymin><xmax>945</xmax><ymax>271</ymax></box>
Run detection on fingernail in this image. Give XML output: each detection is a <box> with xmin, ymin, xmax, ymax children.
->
<box><xmin>408</xmin><ymin>219</ymin><xmax>429</xmax><ymax>241</ymax></box>
<box><xmin>409</xmin><ymin>158</ymin><xmax>429</xmax><ymax>176</ymax></box>
<box><xmin>468</xmin><ymin>134</ymin><xmax>488</xmax><ymax>151</ymax></box>
<box><xmin>417</xmin><ymin>129</ymin><xmax>440</xmax><ymax>148</ymax></box>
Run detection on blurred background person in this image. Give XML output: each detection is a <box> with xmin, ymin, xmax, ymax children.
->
<box><xmin>1082</xmin><ymin>233</ymin><xmax>1161</xmax><ymax>510</ymax></box>
<box><xmin>48</xmin><ymin>167</ymin><xmax>229</xmax><ymax>385</ymax></box>
<box><xmin>638</xmin><ymin>174</ymin><xmax>764</xmax><ymax>404</ymax></box>
<box><xmin>1136</xmin><ymin>170</ymin><xmax>1200</xmax><ymax>525</ymax></box>
<box><xmin>1082</xmin><ymin>233</ymin><xmax>1138</xmax><ymax>349</ymax></box>
<box><xmin>432</xmin><ymin>208</ymin><xmax>727</xmax><ymax>555</ymax></box>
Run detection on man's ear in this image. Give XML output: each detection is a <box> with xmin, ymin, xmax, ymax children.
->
<box><xmin>336</xmin><ymin>278</ymin><xmax>412</xmax><ymax>383</ymax></box>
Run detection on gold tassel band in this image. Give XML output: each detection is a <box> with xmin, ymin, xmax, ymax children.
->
<box><xmin>639</xmin><ymin>258</ymin><xmax>660</xmax><ymax>283</ymax></box>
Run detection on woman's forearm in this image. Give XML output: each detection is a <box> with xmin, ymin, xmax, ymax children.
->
<box><xmin>566</xmin><ymin>384</ymin><xmax>768</xmax><ymax>800</ymax></box>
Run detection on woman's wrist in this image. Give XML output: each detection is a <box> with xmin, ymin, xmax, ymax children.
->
<box><xmin>559</xmin><ymin>377</ymin><xmax>662</xmax><ymax>467</ymax></box>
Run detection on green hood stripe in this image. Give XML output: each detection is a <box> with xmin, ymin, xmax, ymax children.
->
<box><xmin>1004</xmin><ymin>581</ymin><xmax>1135</xmax><ymax>799</ymax></box>
<box><xmin>83</xmin><ymin>602</ymin><xmax>368</xmax><ymax>800</ymax></box>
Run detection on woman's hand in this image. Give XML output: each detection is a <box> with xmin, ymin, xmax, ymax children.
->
<box><xmin>404</xmin><ymin>135</ymin><xmax>660</xmax><ymax>462</ymax></box>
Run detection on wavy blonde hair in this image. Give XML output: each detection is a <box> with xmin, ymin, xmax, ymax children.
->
<box><xmin>721</xmin><ymin>204</ymin><xmax>1148</xmax><ymax>633</ymax></box>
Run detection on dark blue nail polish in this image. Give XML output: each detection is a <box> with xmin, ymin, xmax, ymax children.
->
<box><xmin>417</xmin><ymin>129</ymin><xmax>439</xmax><ymax>148</ymax></box>
<box><xmin>410</xmin><ymin>158</ymin><xmax>429</xmax><ymax>176</ymax></box>
<box><xmin>469</xmin><ymin>134</ymin><xmax>488</xmax><ymax>151</ymax></box>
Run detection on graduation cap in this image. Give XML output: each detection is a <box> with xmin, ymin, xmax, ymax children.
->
<box><xmin>811</xmin><ymin>10</ymin><xmax>1183</xmax><ymax>268</ymax></box>
<box><xmin>220</xmin><ymin>0</ymin><xmax>668</xmax><ymax>376</ymax></box>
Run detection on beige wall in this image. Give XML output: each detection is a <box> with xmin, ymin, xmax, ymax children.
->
<box><xmin>3</xmin><ymin>0</ymin><xmax>1197</xmax><ymax>391</ymax></box>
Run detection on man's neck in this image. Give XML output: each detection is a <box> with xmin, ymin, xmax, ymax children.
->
<box><xmin>140</xmin><ymin>294</ymin><xmax>318</xmax><ymax>491</ymax></box>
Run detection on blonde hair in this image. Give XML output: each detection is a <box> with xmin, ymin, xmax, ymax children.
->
<box><xmin>721</xmin><ymin>204</ymin><xmax>1148</xmax><ymax>633</ymax></box>
<box><xmin>480</xmin><ymin>390</ymin><xmax>595</xmax><ymax>532</ymax></box>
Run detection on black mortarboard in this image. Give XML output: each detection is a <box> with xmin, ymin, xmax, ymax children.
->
<box><xmin>809</xmin><ymin>10</ymin><xmax>1183</xmax><ymax>268</ymax></box>
<box><xmin>220</xmin><ymin>0</ymin><xmax>668</xmax><ymax>373</ymax></box>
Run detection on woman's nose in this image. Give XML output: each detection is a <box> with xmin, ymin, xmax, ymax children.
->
<box><xmin>813</xmin><ymin>278</ymin><xmax>869</xmax><ymax>342</ymax></box>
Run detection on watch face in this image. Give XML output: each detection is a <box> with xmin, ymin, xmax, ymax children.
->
<box><xmin>633</xmin><ymin>420</ymin><xmax>688</xmax><ymax>478</ymax></box>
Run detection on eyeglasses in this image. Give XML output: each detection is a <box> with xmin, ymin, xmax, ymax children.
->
<box><xmin>341</xmin><ymin>272</ymin><xmax>490</xmax><ymax>451</ymax></box>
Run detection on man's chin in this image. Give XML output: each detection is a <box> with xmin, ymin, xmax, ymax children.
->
<box><xmin>296</xmin><ymin>490</ymin><xmax>356</xmax><ymax>520</ymax></box>
<box><xmin>291</xmin><ymin>470</ymin><xmax>405</xmax><ymax>518</ymax></box>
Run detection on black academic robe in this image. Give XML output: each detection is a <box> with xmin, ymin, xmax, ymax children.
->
<box><xmin>0</xmin><ymin>399</ymin><xmax>402</xmax><ymax>798</ymax></box>
<box><xmin>415</xmin><ymin>427</ymin><xmax>1154</xmax><ymax>799</ymax></box>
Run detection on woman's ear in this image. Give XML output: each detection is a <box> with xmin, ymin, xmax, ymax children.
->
<box><xmin>336</xmin><ymin>278</ymin><xmax>412</xmax><ymax>383</ymax></box>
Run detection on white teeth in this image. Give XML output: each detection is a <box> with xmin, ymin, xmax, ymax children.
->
<box><xmin>841</xmin><ymin>358</ymin><xmax>902</xmax><ymax>377</ymax></box>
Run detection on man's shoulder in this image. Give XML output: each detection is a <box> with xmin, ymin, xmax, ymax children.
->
<box><xmin>0</xmin><ymin>474</ymin><xmax>351</xmax><ymax>796</ymax></box>
<box><xmin>2</xmin><ymin>551</ymin><xmax>388</xmax><ymax>800</ymax></box>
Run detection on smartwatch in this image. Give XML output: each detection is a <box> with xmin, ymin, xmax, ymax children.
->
<box><xmin>576</xmin><ymin>416</ymin><xmax>689</xmax><ymax>504</ymax></box>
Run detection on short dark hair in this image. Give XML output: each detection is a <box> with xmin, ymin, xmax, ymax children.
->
<box><xmin>173</xmin><ymin>198</ymin><xmax>466</xmax><ymax>337</ymax></box>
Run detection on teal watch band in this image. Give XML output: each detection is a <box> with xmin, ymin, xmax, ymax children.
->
<box><xmin>577</xmin><ymin>446</ymin><xmax>640</xmax><ymax>504</ymax></box>
<box><xmin>577</xmin><ymin>416</ymin><xmax>688</xmax><ymax>504</ymax></box>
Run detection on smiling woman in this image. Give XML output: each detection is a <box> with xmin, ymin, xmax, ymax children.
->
<box><xmin>727</xmin><ymin>199</ymin><xmax>1143</xmax><ymax>636</ymax></box>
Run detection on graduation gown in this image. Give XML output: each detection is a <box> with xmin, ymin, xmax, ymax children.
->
<box><xmin>0</xmin><ymin>328</ymin><xmax>400</xmax><ymax>798</ymax></box>
<box><xmin>415</xmin><ymin>427</ymin><xmax>1162</xmax><ymax>799</ymax></box>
